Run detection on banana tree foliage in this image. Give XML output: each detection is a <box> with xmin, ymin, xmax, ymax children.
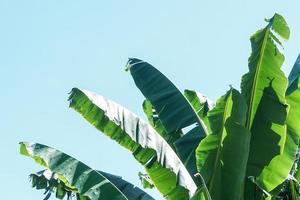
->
<box><xmin>68</xmin><ymin>88</ymin><xmax>198</xmax><ymax>199</ymax></box>
<box><xmin>287</xmin><ymin>55</ymin><xmax>300</xmax><ymax>180</ymax></box>
<box><xmin>196</xmin><ymin>88</ymin><xmax>251</xmax><ymax>200</ymax></box>
<box><xmin>20</xmin><ymin>142</ymin><xmax>155</xmax><ymax>200</ymax></box>
<box><xmin>30</xmin><ymin>169</ymin><xmax>155</xmax><ymax>200</ymax></box>
<box><xmin>126</xmin><ymin>58</ymin><xmax>207</xmax><ymax>180</ymax></box>
<box><xmin>21</xmin><ymin>13</ymin><xmax>300</xmax><ymax>200</ymax></box>
<box><xmin>184</xmin><ymin>90</ymin><xmax>215</xmax><ymax>134</ymax></box>
<box><xmin>240</xmin><ymin>13</ymin><xmax>298</xmax><ymax>199</ymax></box>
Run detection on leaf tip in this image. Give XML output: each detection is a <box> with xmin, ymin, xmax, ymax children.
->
<box><xmin>125</xmin><ymin>58</ymin><xmax>145</xmax><ymax>72</ymax></box>
<box><xmin>19</xmin><ymin>142</ymin><xmax>29</xmax><ymax>156</ymax></box>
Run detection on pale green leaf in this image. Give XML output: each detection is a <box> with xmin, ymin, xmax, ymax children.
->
<box><xmin>69</xmin><ymin>88</ymin><xmax>196</xmax><ymax>199</ymax></box>
<box><xmin>241</xmin><ymin>13</ymin><xmax>293</xmax><ymax>193</ymax></box>
<box><xmin>196</xmin><ymin>88</ymin><xmax>250</xmax><ymax>200</ymax></box>
<box><xmin>20</xmin><ymin>142</ymin><xmax>129</xmax><ymax>200</ymax></box>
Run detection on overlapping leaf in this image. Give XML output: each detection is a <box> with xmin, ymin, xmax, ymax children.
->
<box><xmin>184</xmin><ymin>90</ymin><xmax>215</xmax><ymax>133</ymax></box>
<box><xmin>142</xmin><ymin>99</ymin><xmax>182</xmax><ymax>149</ymax></box>
<box><xmin>286</xmin><ymin>54</ymin><xmax>300</xmax><ymax>181</ymax></box>
<box><xmin>196</xmin><ymin>88</ymin><xmax>250</xmax><ymax>200</ymax></box>
<box><xmin>127</xmin><ymin>59</ymin><xmax>206</xmax><ymax>178</ymax></box>
<box><xmin>20</xmin><ymin>142</ymin><xmax>133</xmax><ymax>200</ymax></box>
<box><xmin>69</xmin><ymin>88</ymin><xmax>197</xmax><ymax>199</ymax></box>
<box><xmin>26</xmin><ymin>157</ymin><xmax>155</xmax><ymax>200</ymax></box>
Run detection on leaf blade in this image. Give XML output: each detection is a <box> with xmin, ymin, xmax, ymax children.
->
<box><xmin>196</xmin><ymin>89</ymin><xmax>250</xmax><ymax>200</ymax></box>
<box><xmin>241</xmin><ymin>13</ymin><xmax>293</xmax><ymax>193</ymax></box>
<box><xmin>69</xmin><ymin>88</ymin><xmax>197</xmax><ymax>199</ymax></box>
<box><xmin>20</xmin><ymin>142</ymin><xmax>129</xmax><ymax>200</ymax></box>
<box><xmin>127</xmin><ymin>59</ymin><xmax>207</xmax><ymax>178</ymax></box>
<box><xmin>286</xmin><ymin>54</ymin><xmax>300</xmax><ymax>181</ymax></box>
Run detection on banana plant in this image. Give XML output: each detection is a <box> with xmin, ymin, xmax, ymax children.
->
<box><xmin>21</xmin><ymin>13</ymin><xmax>300</xmax><ymax>200</ymax></box>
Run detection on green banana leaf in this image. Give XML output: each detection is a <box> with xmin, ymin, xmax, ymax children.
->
<box><xmin>126</xmin><ymin>58</ymin><xmax>206</xmax><ymax>178</ymax></box>
<box><xmin>196</xmin><ymin>88</ymin><xmax>250</xmax><ymax>200</ymax></box>
<box><xmin>69</xmin><ymin>88</ymin><xmax>197</xmax><ymax>199</ymax></box>
<box><xmin>143</xmin><ymin>99</ymin><xmax>202</xmax><ymax>179</ymax></box>
<box><xmin>20</xmin><ymin>142</ymin><xmax>151</xmax><ymax>200</ymax></box>
<box><xmin>184</xmin><ymin>90</ymin><xmax>215</xmax><ymax>134</ymax></box>
<box><xmin>30</xmin><ymin>169</ymin><xmax>155</xmax><ymax>200</ymax></box>
<box><xmin>126</xmin><ymin>58</ymin><xmax>206</xmax><ymax>134</ymax></box>
<box><xmin>286</xmin><ymin>54</ymin><xmax>300</xmax><ymax>181</ymax></box>
<box><xmin>240</xmin><ymin>13</ymin><xmax>293</xmax><ymax>193</ymax></box>
<box><xmin>287</xmin><ymin>55</ymin><xmax>300</xmax><ymax>88</ymax></box>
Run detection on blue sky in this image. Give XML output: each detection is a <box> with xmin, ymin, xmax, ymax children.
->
<box><xmin>1</xmin><ymin>1</ymin><xmax>300</xmax><ymax>199</ymax></box>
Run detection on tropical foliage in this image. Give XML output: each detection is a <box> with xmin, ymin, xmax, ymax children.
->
<box><xmin>20</xmin><ymin>13</ymin><xmax>300</xmax><ymax>200</ymax></box>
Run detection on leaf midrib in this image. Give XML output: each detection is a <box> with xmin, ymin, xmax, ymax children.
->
<box><xmin>245</xmin><ymin>28</ymin><xmax>270</xmax><ymax>129</ymax></box>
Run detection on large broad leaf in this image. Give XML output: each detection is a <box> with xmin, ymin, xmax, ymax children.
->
<box><xmin>126</xmin><ymin>58</ymin><xmax>206</xmax><ymax>134</ymax></box>
<box><xmin>184</xmin><ymin>90</ymin><xmax>215</xmax><ymax>134</ymax></box>
<box><xmin>286</xmin><ymin>54</ymin><xmax>300</xmax><ymax>180</ymax></box>
<box><xmin>30</xmin><ymin>169</ymin><xmax>155</xmax><ymax>200</ymax></box>
<box><xmin>20</xmin><ymin>142</ymin><xmax>152</xmax><ymax>200</ymax></box>
<box><xmin>143</xmin><ymin>98</ymin><xmax>203</xmax><ymax>179</ymax></box>
<box><xmin>126</xmin><ymin>59</ymin><xmax>207</xmax><ymax>178</ymax></box>
<box><xmin>196</xmin><ymin>88</ymin><xmax>250</xmax><ymax>200</ymax></box>
<box><xmin>240</xmin><ymin>13</ymin><xmax>292</xmax><ymax>194</ymax></box>
<box><xmin>69</xmin><ymin>88</ymin><xmax>197</xmax><ymax>199</ymax></box>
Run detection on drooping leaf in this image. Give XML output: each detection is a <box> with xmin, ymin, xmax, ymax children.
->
<box><xmin>184</xmin><ymin>90</ymin><xmax>215</xmax><ymax>133</ymax></box>
<box><xmin>20</xmin><ymin>142</ymin><xmax>130</xmax><ymax>200</ymax></box>
<box><xmin>68</xmin><ymin>88</ymin><xmax>197</xmax><ymax>199</ymax></box>
<box><xmin>286</xmin><ymin>54</ymin><xmax>300</xmax><ymax>181</ymax></box>
<box><xmin>240</xmin><ymin>13</ymin><xmax>293</xmax><ymax>193</ymax></box>
<box><xmin>196</xmin><ymin>88</ymin><xmax>250</xmax><ymax>200</ymax></box>
<box><xmin>126</xmin><ymin>58</ymin><xmax>206</xmax><ymax>178</ymax></box>
<box><xmin>29</xmin><ymin>169</ymin><xmax>155</xmax><ymax>200</ymax></box>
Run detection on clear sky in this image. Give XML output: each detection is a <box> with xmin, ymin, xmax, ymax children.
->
<box><xmin>1</xmin><ymin>1</ymin><xmax>300</xmax><ymax>199</ymax></box>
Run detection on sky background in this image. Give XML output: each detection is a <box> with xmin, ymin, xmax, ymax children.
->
<box><xmin>1</xmin><ymin>1</ymin><xmax>300</xmax><ymax>199</ymax></box>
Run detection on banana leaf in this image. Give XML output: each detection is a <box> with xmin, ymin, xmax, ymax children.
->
<box><xmin>30</xmin><ymin>169</ymin><xmax>155</xmax><ymax>200</ymax></box>
<box><xmin>196</xmin><ymin>88</ymin><xmax>250</xmax><ymax>200</ymax></box>
<box><xmin>286</xmin><ymin>54</ymin><xmax>300</xmax><ymax>181</ymax></box>
<box><xmin>240</xmin><ymin>13</ymin><xmax>293</xmax><ymax>194</ymax></box>
<box><xmin>126</xmin><ymin>59</ymin><xmax>206</xmax><ymax>179</ymax></box>
<box><xmin>69</xmin><ymin>88</ymin><xmax>197</xmax><ymax>199</ymax></box>
<box><xmin>20</xmin><ymin>142</ymin><xmax>155</xmax><ymax>200</ymax></box>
